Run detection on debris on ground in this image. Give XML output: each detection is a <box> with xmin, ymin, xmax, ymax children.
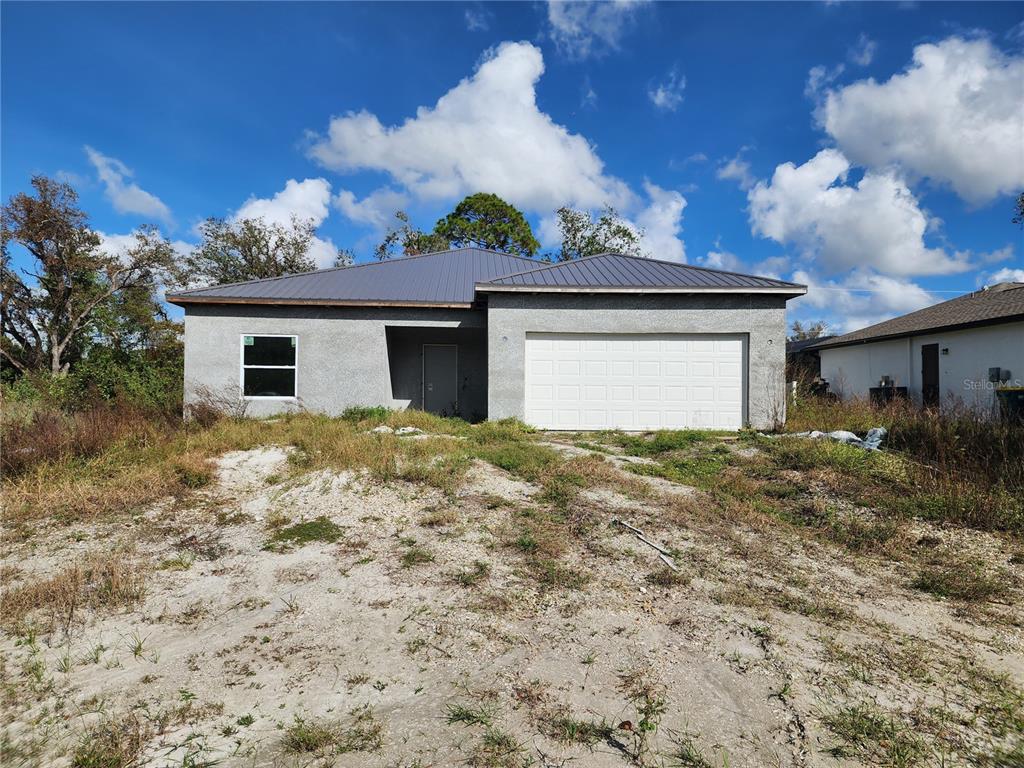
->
<box><xmin>787</xmin><ymin>426</ymin><xmax>887</xmax><ymax>450</ymax></box>
<box><xmin>369</xmin><ymin>425</ymin><xmax>424</xmax><ymax>436</ymax></box>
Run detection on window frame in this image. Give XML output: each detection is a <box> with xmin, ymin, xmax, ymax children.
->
<box><xmin>239</xmin><ymin>333</ymin><xmax>298</xmax><ymax>401</ymax></box>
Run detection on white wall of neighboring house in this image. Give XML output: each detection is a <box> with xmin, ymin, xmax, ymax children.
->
<box><xmin>819</xmin><ymin>320</ymin><xmax>1024</xmax><ymax>412</ymax></box>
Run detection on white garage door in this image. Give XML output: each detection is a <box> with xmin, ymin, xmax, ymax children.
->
<box><xmin>525</xmin><ymin>333</ymin><xmax>745</xmax><ymax>431</ymax></box>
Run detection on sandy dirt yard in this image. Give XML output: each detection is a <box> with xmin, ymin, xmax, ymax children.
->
<box><xmin>2</xmin><ymin>429</ymin><xmax>1022</xmax><ymax>768</ymax></box>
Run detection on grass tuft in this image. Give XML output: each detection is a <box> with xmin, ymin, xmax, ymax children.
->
<box><xmin>2</xmin><ymin>550</ymin><xmax>146</xmax><ymax>632</ymax></box>
<box><xmin>264</xmin><ymin>516</ymin><xmax>344</xmax><ymax>551</ymax></box>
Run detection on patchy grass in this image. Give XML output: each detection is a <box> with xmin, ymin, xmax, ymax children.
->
<box><xmin>447</xmin><ymin>701</ymin><xmax>497</xmax><ymax>728</ymax></box>
<box><xmin>454</xmin><ymin>560</ymin><xmax>491</xmax><ymax>587</ymax></box>
<box><xmin>264</xmin><ymin>516</ymin><xmax>344</xmax><ymax>551</ymax></box>
<box><xmin>645</xmin><ymin>566</ymin><xmax>691</xmax><ymax>588</ymax></box>
<box><xmin>911</xmin><ymin>560</ymin><xmax>1009</xmax><ymax>602</ymax></box>
<box><xmin>474</xmin><ymin>441</ymin><xmax>560</xmax><ymax>483</ymax></box>
<box><xmin>545</xmin><ymin>714</ymin><xmax>612</xmax><ymax>746</ymax></box>
<box><xmin>399</xmin><ymin>541</ymin><xmax>435</xmax><ymax>568</ymax></box>
<box><xmin>822</xmin><ymin>702</ymin><xmax>928</xmax><ymax>766</ymax></box>
<box><xmin>2</xmin><ymin>550</ymin><xmax>146</xmax><ymax>632</ymax></box>
<box><xmin>607</xmin><ymin>429</ymin><xmax>712</xmax><ymax>456</ymax></box>
<box><xmin>71</xmin><ymin>713</ymin><xmax>150</xmax><ymax>768</ymax></box>
<box><xmin>283</xmin><ymin>716</ymin><xmax>338</xmax><ymax>753</ymax></box>
<box><xmin>282</xmin><ymin>707</ymin><xmax>384</xmax><ymax>755</ymax></box>
<box><xmin>470</xmin><ymin>728</ymin><xmax>524</xmax><ymax>768</ymax></box>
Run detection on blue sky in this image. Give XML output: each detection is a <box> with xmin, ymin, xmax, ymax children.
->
<box><xmin>3</xmin><ymin>1</ymin><xmax>1022</xmax><ymax>332</ymax></box>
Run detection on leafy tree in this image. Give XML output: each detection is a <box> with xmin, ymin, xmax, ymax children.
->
<box><xmin>789</xmin><ymin>320</ymin><xmax>829</xmax><ymax>341</ymax></box>
<box><xmin>375</xmin><ymin>211</ymin><xmax>449</xmax><ymax>260</ymax></box>
<box><xmin>1013</xmin><ymin>192</ymin><xmax>1024</xmax><ymax>229</ymax></box>
<box><xmin>184</xmin><ymin>216</ymin><xmax>320</xmax><ymax>286</ymax></box>
<box><xmin>553</xmin><ymin>206</ymin><xmax>644</xmax><ymax>261</ymax></box>
<box><xmin>433</xmin><ymin>193</ymin><xmax>540</xmax><ymax>257</ymax></box>
<box><xmin>1</xmin><ymin>176</ymin><xmax>177</xmax><ymax>376</ymax></box>
<box><xmin>333</xmin><ymin>248</ymin><xmax>356</xmax><ymax>268</ymax></box>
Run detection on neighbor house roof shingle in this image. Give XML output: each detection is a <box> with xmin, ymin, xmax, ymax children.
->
<box><xmin>166</xmin><ymin>248</ymin><xmax>806</xmax><ymax>308</ymax></box>
<box><xmin>812</xmin><ymin>282</ymin><xmax>1024</xmax><ymax>350</ymax></box>
<box><xmin>477</xmin><ymin>252</ymin><xmax>806</xmax><ymax>293</ymax></box>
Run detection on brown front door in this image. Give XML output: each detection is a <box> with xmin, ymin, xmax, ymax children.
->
<box><xmin>921</xmin><ymin>343</ymin><xmax>940</xmax><ymax>407</ymax></box>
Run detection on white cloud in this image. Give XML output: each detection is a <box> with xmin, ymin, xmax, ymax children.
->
<box><xmin>334</xmin><ymin>187</ymin><xmax>408</xmax><ymax>229</ymax></box>
<box><xmin>308</xmin><ymin>42</ymin><xmax>688</xmax><ymax>261</ymax></box>
<box><xmin>546</xmin><ymin>0</ymin><xmax>647</xmax><ymax>60</ymax></box>
<box><xmin>716</xmin><ymin>155</ymin><xmax>756</xmax><ymax>191</ymax></box>
<box><xmin>85</xmin><ymin>146</ymin><xmax>173</xmax><ymax>226</ymax></box>
<box><xmin>804</xmin><ymin>63</ymin><xmax>845</xmax><ymax>99</ymax></box>
<box><xmin>233</xmin><ymin>178</ymin><xmax>331</xmax><ymax>227</ymax></box>
<box><xmin>581</xmin><ymin>76</ymin><xmax>598</xmax><ymax>109</ymax></box>
<box><xmin>648</xmin><ymin>67</ymin><xmax>685</xmax><ymax>111</ymax></box>
<box><xmin>308</xmin><ymin>43</ymin><xmax>634</xmax><ymax>213</ymax></box>
<box><xmin>848</xmin><ymin>33</ymin><xmax>877</xmax><ymax>66</ymax></box>
<box><xmin>232</xmin><ymin>178</ymin><xmax>337</xmax><ymax>268</ymax></box>
<box><xmin>748</xmin><ymin>148</ymin><xmax>969</xmax><ymax>277</ymax></box>
<box><xmin>792</xmin><ymin>269</ymin><xmax>936</xmax><ymax>333</ymax></box>
<box><xmin>699</xmin><ymin>246</ymin><xmax>742</xmax><ymax>272</ymax></box>
<box><xmin>754</xmin><ymin>255</ymin><xmax>790</xmax><ymax>280</ymax></box>
<box><xmin>634</xmin><ymin>181</ymin><xmax>686</xmax><ymax>263</ymax></box>
<box><xmin>464</xmin><ymin>8</ymin><xmax>489</xmax><ymax>31</ymax></box>
<box><xmin>819</xmin><ymin>36</ymin><xmax>1024</xmax><ymax>203</ymax></box>
<box><xmin>986</xmin><ymin>267</ymin><xmax>1024</xmax><ymax>283</ymax></box>
<box><xmin>534</xmin><ymin>182</ymin><xmax>688</xmax><ymax>263</ymax></box>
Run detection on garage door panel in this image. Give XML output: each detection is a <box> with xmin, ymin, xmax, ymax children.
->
<box><xmin>611</xmin><ymin>360</ymin><xmax>633</xmax><ymax>376</ymax></box>
<box><xmin>525</xmin><ymin>333</ymin><xmax>745</xmax><ymax>431</ymax></box>
<box><xmin>532</xmin><ymin>359</ymin><xmax>554</xmax><ymax>376</ymax></box>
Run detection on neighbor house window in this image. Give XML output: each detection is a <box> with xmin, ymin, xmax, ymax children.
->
<box><xmin>241</xmin><ymin>335</ymin><xmax>297</xmax><ymax>398</ymax></box>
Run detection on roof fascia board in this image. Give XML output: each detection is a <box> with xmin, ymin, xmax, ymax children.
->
<box><xmin>166</xmin><ymin>296</ymin><xmax>474</xmax><ymax>309</ymax></box>
<box><xmin>474</xmin><ymin>283</ymin><xmax>807</xmax><ymax>296</ymax></box>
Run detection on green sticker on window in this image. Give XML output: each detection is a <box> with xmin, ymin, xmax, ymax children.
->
<box><xmin>244</xmin><ymin>336</ymin><xmax>254</xmax><ymax>346</ymax></box>
<box><xmin>291</xmin><ymin>338</ymin><xmax>296</xmax><ymax>347</ymax></box>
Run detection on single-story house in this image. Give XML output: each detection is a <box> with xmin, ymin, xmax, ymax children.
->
<box><xmin>166</xmin><ymin>248</ymin><xmax>807</xmax><ymax>430</ymax></box>
<box><xmin>812</xmin><ymin>281</ymin><xmax>1024</xmax><ymax>409</ymax></box>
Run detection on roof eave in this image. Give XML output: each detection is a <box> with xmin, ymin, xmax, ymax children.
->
<box><xmin>813</xmin><ymin>312</ymin><xmax>1024</xmax><ymax>351</ymax></box>
<box><xmin>166</xmin><ymin>295</ymin><xmax>474</xmax><ymax>310</ymax></box>
<box><xmin>474</xmin><ymin>283</ymin><xmax>807</xmax><ymax>296</ymax></box>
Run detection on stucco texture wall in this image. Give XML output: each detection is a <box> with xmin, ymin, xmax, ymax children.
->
<box><xmin>819</xmin><ymin>320</ymin><xmax>1024</xmax><ymax>412</ymax></box>
<box><xmin>182</xmin><ymin>304</ymin><xmax>485</xmax><ymax>418</ymax></box>
<box><xmin>485</xmin><ymin>293</ymin><xmax>789</xmax><ymax>430</ymax></box>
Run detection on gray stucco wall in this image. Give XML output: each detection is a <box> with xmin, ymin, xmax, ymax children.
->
<box><xmin>183</xmin><ymin>304</ymin><xmax>485</xmax><ymax>418</ymax></box>
<box><xmin>485</xmin><ymin>293</ymin><xmax>789</xmax><ymax>430</ymax></box>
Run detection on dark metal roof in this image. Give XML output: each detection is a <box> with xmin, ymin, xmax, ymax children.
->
<box><xmin>166</xmin><ymin>248</ymin><xmax>806</xmax><ymax>308</ymax></box>
<box><xmin>813</xmin><ymin>282</ymin><xmax>1024</xmax><ymax>350</ymax></box>
<box><xmin>166</xmin><ymin>248</ymin><xmax>538</xmax><ymax>307</ymax></box>
<box><xmin>477</xmin><ymin>252</ymin><xmax>807</xmax><ymax>294</ymax></box>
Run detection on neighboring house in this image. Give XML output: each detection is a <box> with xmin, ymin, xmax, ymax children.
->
<box><xmin>786</xmin><ymin>336</ymin><xmax>835</xmax><ymax>382</ymax></box>
<box><xmin>166</xmin><ymin>248</ymin><xmax>806</xmax><ymax>430</ymax></box>
<box><xmin>812</xmin><ymin>282</ymin><xmax>1024</xmax><ymax>410</ymax></box>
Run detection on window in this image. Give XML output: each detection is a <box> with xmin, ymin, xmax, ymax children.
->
<box><xmin>241</xmin><ymin>335</ymin><xmax>296</xmax><ymax>398</ymax></box>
